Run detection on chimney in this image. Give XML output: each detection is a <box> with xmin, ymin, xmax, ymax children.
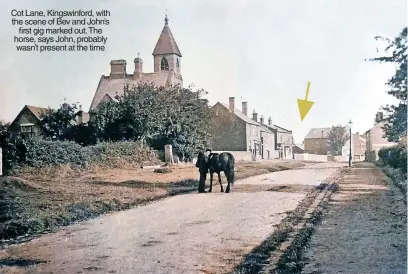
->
<box><xmin>133</xmin><ymin>54</ymin><xmax>143</xmax><ymax>80</ymax></box>
<box><xmin>78</xmin><ymin>105</ymin><xmax>83</xmax><ymax>124</ymax></box>
<box><xmin>260</xmin><ymin>115</ymin><xmax>264</xmax><ymax>124</ymax></box>
<box><xmin>110</xmin><ymin>59</ymin><xmax>127</xmax><ymax>79</ymax></box>
<box><xmin>252</xmin><ymin>110</ymin><xmax>258</xmax><ymax>122</ymax></box>
<box><xmin>268</xmin><ymin>117</ymin><xmax>272</xmax><ymax>126</ymax></box>
<box><xmin>242</xmin><ymin>101</ymin><xmax>248</xmax><ymax>116</ymax></box>
<box><xmin>229</xmin><ymin>97</ymin><xmax>235</xmax><ymax>113</ymax></box>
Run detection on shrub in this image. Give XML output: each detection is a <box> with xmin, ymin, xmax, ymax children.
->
<box><xmin>84</xmin><ymin>141</ymin><xmax>160</xmax><ymax>167</ymax></box>
<box><xmin>378</xmin><ymin>144</ymin><xmax>407</xmax><ymax>173</ymax></box>
<box><xmin>3</xmin><ymin>138</ymin><xmax>161</xmax><ymax>173</ymax></box>
<box><xmin>24</xmin><ymin>137</ymin><xmax>86</xmax><ymax>168</ymax></box>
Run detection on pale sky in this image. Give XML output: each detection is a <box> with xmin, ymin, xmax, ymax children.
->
<box><xmin>0</xmin><ymin>0</ymin><xmax>406</xmax><ymax>142</ymax></box>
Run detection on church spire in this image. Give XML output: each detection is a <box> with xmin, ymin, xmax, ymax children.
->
<box><xmin>152</xmin><ymin>14</ymin><xmax>182</xmax><ymax>57</ymax></box>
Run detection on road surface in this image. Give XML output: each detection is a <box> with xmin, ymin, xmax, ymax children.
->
<box><xmin>0</xmin><ymin>162</ymin><xmax>343</xmax><ymax>274</ymax></box>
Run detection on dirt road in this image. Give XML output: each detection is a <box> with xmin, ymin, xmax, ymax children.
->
<box><xmin>0</xmin><ymin>162</ymin><xmax>343</xmax><ymax>274</ymax></box>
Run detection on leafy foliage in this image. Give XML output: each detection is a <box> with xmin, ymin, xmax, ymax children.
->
<box><xmin>4</xmin><ymin>137</ymin><xmax>159</xmax><ymax>172</ymax></box>
<box><xmin>92</xmin><ymin>84</ymin><xmax>213</xmax><ymax>161</ymax></box>
<box><xmin>23</xmin><ymin>137</ymin><xmax>86</xmax><ymax>168</ymax></box>
<box><xmin>369</xmin><ymin>27</ymin><xmax>407</xmax><ymax>141</ymax></box>
<box><xmin>39</xmin><ymin>103</ymin><xmax>79</xmax><ymax>140</ymax></box>
<box><xmin>327</xmin><ymin>125</ymin><xmax>347</xmax><ymax>156</ymax></box>
<box><xmin>378</xmin><ymin>144</ymin><xmax>407</xmax><ymax>173</ymax></box>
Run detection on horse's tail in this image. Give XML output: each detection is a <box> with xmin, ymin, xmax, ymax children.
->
<box><xmin>225</xmin><ymin>166</ymin><xmax>235</xmax><ymax>185</ymax></box>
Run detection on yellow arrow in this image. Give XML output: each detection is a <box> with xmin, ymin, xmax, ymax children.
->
<box><xmin>297</xmin><ymin>81</ymin><xmax>314</xmax><ymax>121</ymax></box>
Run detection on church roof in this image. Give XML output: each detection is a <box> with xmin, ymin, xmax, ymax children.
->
<box><xmin>89</xmin><ymin>71</ymin><xmax>182</xmax><ymax>111</ymax></box>
<box><xmin>152</xmin><ymin>16</ymin><xmax>182</xmax><ymax>57</ymax></box>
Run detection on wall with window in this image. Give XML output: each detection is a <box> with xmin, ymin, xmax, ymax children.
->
<box><xmin>9</xmin><ymin>110</ymin><xmax>42</xmax><ymax>137</ymax></box>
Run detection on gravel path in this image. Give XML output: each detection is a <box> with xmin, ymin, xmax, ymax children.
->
<box><xmin>0</xmin><ymin>163</ymin><xmax>342</xmax><ymax>274</ymax></box>
<box><xmin>302</xmin><ymin>164</ymin><xmax>407</xmax><ymax>274</ymax></box>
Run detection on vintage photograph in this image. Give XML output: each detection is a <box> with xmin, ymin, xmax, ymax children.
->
<box><xmin>0</xmin><ymin>0</ymin><xmax>406</xmax><ymax>273</ymax></box>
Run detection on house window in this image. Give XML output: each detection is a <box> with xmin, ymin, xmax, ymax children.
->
<box><xmin>161</xmin><ymin>57</ymin><xmax>169</xmax><ymax>71</ymax></box>
<box><xmin>20</xmin><ymin>123</ymin><xmax>34</xmax><ymax>137</ymax></box>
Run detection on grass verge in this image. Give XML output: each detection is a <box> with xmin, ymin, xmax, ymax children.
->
<box><xmin>0</xmin><ymin>161</ymin><xmax>305</xmax><ymax>249</ymax></box>
<box><xmin>378</xmin><ymin>164</ymin><xmax>407</xmax><ymax>204</ymax></box>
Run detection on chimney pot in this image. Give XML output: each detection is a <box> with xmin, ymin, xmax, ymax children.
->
<box><xmin>252</xmin><ymin>110</ymin><xmax>258</xmax><ymax>122</ymax></box>
<box><xmin>268</xmin><ymin>117</ymin><xmax>272</xmax><ymax>126</ymax></box>
<box><xmin>260</xmin><ymin>115</ymin><xmax>264</xmax><ymax>124</ymax></box>
<box><xmin>133</xmin><ymin>56</ymin><xmax>143</xmax><ymax>79</ymax></box>
<box><xmin>110</xmin><ymin>59</ymin><xmax>127</xmax><ymax>79</ymax></box>
<box><xmin>242</xmin><ymin>101</ymin><xmax>248</xmax><ymax>116</ymax></box>
<box><xmin>229</xmin><ymin>97</ymin><xmax>235</xmax><ymax>113</ymax></box>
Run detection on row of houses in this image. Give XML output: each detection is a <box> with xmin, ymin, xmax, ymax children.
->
<box><xmin>210</xmin><ymin>97</ymin><xmax>294</xmax><ymax>161</ymax></box>
<box><xmin>302</xmin><ymin>123</ymin><xmax>399</xmax><ymax>162</ymax></box>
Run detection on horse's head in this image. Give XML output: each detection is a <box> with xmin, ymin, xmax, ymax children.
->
<box><xmin>195</xmin><ymin>149</ymin><xmax>212</xmax><ymax>168</ymax></box>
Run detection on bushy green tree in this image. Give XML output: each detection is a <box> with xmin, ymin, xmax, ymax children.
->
<box><xmin>40</xmin><ymin>102</ymin><xmax>79</xmax><ymax>141</ymax></box>
<box><xmin>92</xmin><ymin>84</ymin><xmax>213</xmax><ymax>161</ymax></box>
<box><xmin>327</xmin><ymin>125</ymin><xmax>347</xmax><ymax>156</ymax></box>
<box><xmin>368</xmin><ymin>27</ymin><xmax>407</xmax><ymax>142</ymax></box>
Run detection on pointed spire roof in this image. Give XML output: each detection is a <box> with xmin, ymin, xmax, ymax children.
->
<box><xmin>152</xmin><ymin>15</ymin><xmax>182</xmax><ymax>57</ymax></box>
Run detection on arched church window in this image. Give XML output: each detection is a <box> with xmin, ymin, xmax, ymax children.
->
<box><xmin>176</xmin><ymin>58</ymin><xmax>180</xmax><ymax>68</ymax></box>
<box><xmin>161</xmin><ymin>57</ymin><xmax>169</xmax><ymax>71</ymax></box>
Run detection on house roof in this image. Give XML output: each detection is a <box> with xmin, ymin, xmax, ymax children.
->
<box><xmin>26</xmin><ymin>105</ymin><xmax>48</xmax><ymax>120</ymax></box>
<box><xmin>295</xmin><ymin>143</ymin><xmax>304</xmax><ymax>150</ymax></box>
<box><xmin>217</xmin><ymin>103</ymin><xmax>274</xmax><ymax>134</ymax></box>
<box><xmin>305</xmin><ymin>127</ymin><xmax>332</xmax><ymax>139</ymax></box>
<box><xmin>152</xmin><ymin>17</ymin><xmax>182</xmax><ymax>57</ymax></box>
<box><xmin>266</xmin><ymin>124</ymin><xmax>292</xmax><ymax>133</ymax></box>
<box><xmin>89</xmin><ymin>71</ymin><xmax>182</xmax><ymax>111</ymax></box>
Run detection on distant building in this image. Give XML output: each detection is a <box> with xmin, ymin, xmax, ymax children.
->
<box><xmin>210</xmin><ymin>98</ymin><xmax>278</xmax><ymax>161</ymax></box>
<box><xmin>293</xmin><ymin>143</ymin><xmax>305</xmax><ymax>155</ymax></box>
<box><xmin>364</xmin><ymin>123</ymin><xmax>397</xmax><ymax>161</ymax></box>
<box><xmin>304</xmin><ymin>128</ymin><xmax>331</xmax><ymax>155</ymax></box>
<box><xmin>89</xmin><ymin>15</ymin><xmax>183</xmax><ymax>116</ymax></box>
<box><xmin>266</xmin><ymin>123</ymin><xmax>294</xmax><ymax>159</ymax></box>
<box><xmin>9</xmin><ymin>105</ymin><xmax>47</xmax><ymax>138</ymax></box>
<box><xmin>341</xmin><ymin>133</ymin><xmax>366</xmax><ymax>161</ymax></box>
<box><xmin>9</xmin><ymin>104</ymin><xmax>89</xmax><ymax>138</ymax></box>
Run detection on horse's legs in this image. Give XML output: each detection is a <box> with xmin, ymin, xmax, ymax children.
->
<box><xmin>218</xmin><ymin>172</ymin><xmax>224</xmax><ymax>192</ymax></box>
<box><xmin>225</xmin><ymin>169</ymin><xmax>232</xmax><ymax>193</ymax></box>
<box><xmin>209</xmin><ymin>171</ymin><xmax>214</xmax><ymax>192</ymax></box>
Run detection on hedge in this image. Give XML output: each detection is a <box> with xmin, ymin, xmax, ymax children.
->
<box><xmin>3</xmin><ymin>137</ymin><xmax>160</xmax><ymax>173</ymax></box>
<box><xmin>378</xmin><ymin>144</ymin><xmax>407</xmax><ymax>173</ymax></box>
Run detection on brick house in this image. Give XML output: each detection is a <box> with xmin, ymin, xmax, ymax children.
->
<box><xmin>364</xmin><ymin>123</ymin><xmax>397</xmax><ymax>161</ymax></box>
<box><xmin>341</xmin><ymin>133</ymin><xmax>367</xmax><ymax>161</ymax></box>
<box><xmin>210</xmin><ymin>97</ymin><xmax>278</xmax><ymax>161</ymax></box>
<box><xmin>89</xmin><ymin>15</ymin><xmax>183</xmax><ymax>118</ymax></box>
<box><xmin>304</xmin><ymin>127</ymin><xmax>331</xmax><ymax>155</ymax></box>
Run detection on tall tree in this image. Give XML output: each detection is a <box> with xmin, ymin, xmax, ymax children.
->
<box><xmin>327</xmin><ymin>125</ymin><xmax>347</xmax><ymax>156</ymax></box>
<box><xmin>368</xmin><ymin>27</ymin><xmax>407</xmax><ymax>142</ymax></box>
<box><xmin>40</xmin><ymin>102</ymin><xmax>79</xmax><ymax>140</ymax></box>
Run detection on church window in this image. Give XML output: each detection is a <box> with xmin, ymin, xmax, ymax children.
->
<box><xmin>176</xmin><ymin>58</ymin><xmax>180</xmax><ymax>68</ymax></box>
<box><xmin>161</xmin><ymin>57</ymin><xmax>169</xmax><ymax>71</ymax></box>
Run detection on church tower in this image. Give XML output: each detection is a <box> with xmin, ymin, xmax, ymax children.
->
<box><xmin>152</xmin><ymin>15</ymin><xmax>182</xmax><ymax>76</ymax></box>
